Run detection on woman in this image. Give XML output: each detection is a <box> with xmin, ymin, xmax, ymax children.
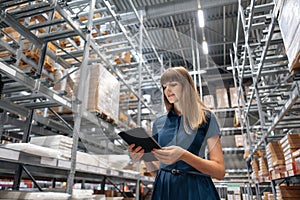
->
<box><xmin>129</xmin><ymin>66</ymin><xmax>225</xmax><ymax>200</ymax></box>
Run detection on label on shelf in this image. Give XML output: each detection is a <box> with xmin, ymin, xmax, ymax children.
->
<box><xmin>0</xmin><ymin>62</ymin><xmax>16</xmax><ymax>76</ymax></box>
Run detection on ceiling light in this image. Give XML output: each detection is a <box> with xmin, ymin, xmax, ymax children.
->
<box><xmin>197</xmin><ymin>9</ymin><xmax>205</xmax><ymax>27</ymax></box>
<box><xmin>202</xmin><ymin>41</ymin><xmax>208</xmax><ymax>54</ymax></box>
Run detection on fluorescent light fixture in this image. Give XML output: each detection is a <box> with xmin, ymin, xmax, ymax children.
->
<box><xmin>197</xmin><ymin>9</ymin><xmax>205</xmax><ymax>27</ymax></box>
<box><xmin>202</xmin><ymin>41</ymin><xmax>208</xmax><ymax>54</ymax></box>
<box><xmin>189</xmin><ymin>70</ymin><xmax>207</xmax><ymax>75</ymax></box>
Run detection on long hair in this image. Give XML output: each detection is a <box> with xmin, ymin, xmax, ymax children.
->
<box><xmin>160</xmin><ymin>66</ymin><xmax>209</xmax><ymax>133</ymax></box>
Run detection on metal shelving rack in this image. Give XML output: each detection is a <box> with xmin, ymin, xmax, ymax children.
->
<box><xmin>232</xmin><ymin>0</ymin><xmax>300</xmax><ymax>199</ymax></box>
<box><xmin>0</xmin><ymin>0</ymin><xmax>162</xmax><ymax>198</ymax></box>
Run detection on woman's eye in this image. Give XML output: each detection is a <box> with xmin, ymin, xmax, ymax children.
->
<box><xmin>170</xmin><ymin>83</ymin><xmax>177</xmax><ymax>87</ymax></box>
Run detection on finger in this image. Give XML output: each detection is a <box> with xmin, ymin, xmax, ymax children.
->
<box><xmin>133</xmin><ymin>146</ymin><xmax>143</xmax><ymax>153</ymax></box>
<box><xmin>128</xmin><ymin>144</ymin><xmax>136</xmax><ymax>151</ymax></box>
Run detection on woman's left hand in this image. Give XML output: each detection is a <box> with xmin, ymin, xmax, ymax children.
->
<box><xmin>152</xmin><ymin>146</ymin><xmax>186</xmax><ymax>165</ymax></box>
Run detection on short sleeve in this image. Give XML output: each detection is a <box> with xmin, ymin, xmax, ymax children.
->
<box><xmin>206</xmin><ymin>112</ymin><xmax>221</xmax><ymax>138</ymax></box>
<box><xmin>151</xmin><ymin>114</ymin><xmax>167</xmax><ymax>141</ymax></box>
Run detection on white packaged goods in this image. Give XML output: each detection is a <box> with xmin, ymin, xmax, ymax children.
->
<box><xmin>72</xmin><ymin>189</ymin><xmax>94</xmax><ymax>199</ymax></box>
<box><xmin>216</xmin><ymin>88</ymin><xmax>229</xmax><ymax>108</ymax></box>
<box><xmin>2</xmin><ymin>143</ymin><xmax>61</xmax><ymax>159</ymax></box>
<box><xmin>30</xmin><ymin>135</ymin><xmax>73</xmax><ymax>160</ymax></box>
<box><xmin>93</xmin><ymin>194</ymin><xmax>106</xmax><ymax>200</ymax></box>
<box><xmin>277</xmin><ymin>0</ymin><xmax>300</xmax><ymax>71</ymax></box>
<box><xmin>0</xmin><ymin>191</ymin><xmax>70</xmax><ymax>199</ymax></box>
<box><xmin>99</xmin><ymin>154</ymin><xmax>130</xmax><ymax>170</ymax></box>
<box><xmin>229</xmin><ymin>88</ymin><xmax>242</xmax><ymax>108</ymax></box>
<box><xmin>87</xmin><ymin>64</ymin><xmax>120</xmax><ymax>123</ymax></box>
<box><xmin>30</xmin><ymin>135</ymin><xmax>73</xmax><ymax>147</ymax></box>
<box><xmin>203</xmin><ymin>95</ymin><xmax>215</xmax><ymax>109</ymax></box>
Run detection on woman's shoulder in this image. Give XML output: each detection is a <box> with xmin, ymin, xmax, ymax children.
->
<box><xmin>203</xmin><ymin>109</ymin><xmax>218</xmax><ymax>125</ymax></box>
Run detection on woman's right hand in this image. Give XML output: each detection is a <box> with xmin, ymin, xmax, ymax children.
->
<box><xmin>128</xmin><ymin>144</ymin><xmax>144</xmax><ymax>162</ymax></box>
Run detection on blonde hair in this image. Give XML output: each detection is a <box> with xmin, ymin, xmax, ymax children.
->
<box><xmin>160</xmin><ymin>66</ymin><xmax>209</xmax><ymax>133</ymax></box>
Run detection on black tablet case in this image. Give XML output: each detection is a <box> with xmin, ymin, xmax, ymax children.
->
<box><xmin>118</xmin><ymin>127</ymin><xmax>161</xmax><ymax>161</ymax></box>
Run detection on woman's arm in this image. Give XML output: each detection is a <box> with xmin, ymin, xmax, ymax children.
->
<box><xmin>181</xmin><ymin>137</ymin><xmax>225</xmax><ymax>180</ymax></box>
<box><xmin>153</xmin><ymin>136</ymin><xmax>225</xmax><ymax>180</ymax></box>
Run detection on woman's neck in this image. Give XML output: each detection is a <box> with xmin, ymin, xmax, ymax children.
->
<box><xmin>173</xmin><ymin>104</ymin><xmax>182</xmax><ymax>116</ymax></box>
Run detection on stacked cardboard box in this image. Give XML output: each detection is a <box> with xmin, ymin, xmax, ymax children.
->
<box><xmin>266</xmin><ymin>142</ymin><xmax>285</xmax><ymax>179</ymax></box>
<box><xmin>276</xmin><ymin>185</ymin><xmax>300</xmax><ymax>200</ymax></box>
<box><xmin>294</xmin><ymin>149</ymin><xmax>300</xmax><ymax>175</ymax></box>
<box><xmin>280</xmin><ymin>134</ymin><xmax>300</xmax><ymax>177</ymax></box>
<box><xmin>234</xmin><ymin>135</ymin><xmax>244</xmax><ymax>147</ymax></box>
<box><xmin>203</xmin><ymin>95</ymin><xmax>215</xmax><ymax>109</ymax></box>
<box><xmin>229</xmin><ymin>87</ymin><xmax>242</xmax><ymax>108</ymax></box>
<box><xmin>87</xmin><ymin>64</ymin><xmax>120</xmax><ymax>123</ymax></box>
<box><xmin>216</xmin><ymin>88</ymin><xmax>229</xmax><ymax>108</ymax></box>
<box><xmin>251</xmin><ymin>159</ymin><xmax>259</xmax><ymax>182</ymax></box>
<box><xmin>262</xmin><ymin>192</ymin><xmax>274</xmax><ymax>200</ymax></box>
<box><xmin>258</xmin><ymin>156</ymin><xmax>270</xmax><ymax>182</ymax></box>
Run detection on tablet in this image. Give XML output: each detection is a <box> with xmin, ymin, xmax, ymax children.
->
<box><xmin>118</xmin><ymin>127</ymin><xmax>161</xmax><ymax>161</ymax></box>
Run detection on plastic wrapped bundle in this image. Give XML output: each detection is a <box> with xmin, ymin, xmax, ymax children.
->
<box><xmin>87</xmin><ymin>64</ymin><xmax>120</xmax><ymax>123</ymax></box>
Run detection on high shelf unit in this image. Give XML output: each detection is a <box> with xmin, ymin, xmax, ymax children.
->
<box><xmin>0</xmin><ymin>0</ymin><xmax>162</xmax><ymax>199</ymax></box>
<box><xmin>232</xmin><ymin>0</ymin><xmax>300</xmax><ymax>199</ymax></box>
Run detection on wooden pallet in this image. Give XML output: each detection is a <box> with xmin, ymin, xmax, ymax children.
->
<box><xmin>90</xmin><ymin>109</ymin><xmax>116</xmax><ymax>124</ymax></box>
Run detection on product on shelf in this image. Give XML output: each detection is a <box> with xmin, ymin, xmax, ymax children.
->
<box><xmin>215</xmin><ymin>88</ymin><xmax>229</xmax><ymax>108</ymax></box>
<box><xmin>0</xmin><ymin>191</ymin><xmax>70</xmax><ymax>200</ymax></box>
<box><xmin>277</xmin><ymin>0</ymin><xmax>300</xmax><ymax>72</ymax></box>
<box><xmin>87</xmin><ymin>64</ymin><xmax>120</xmax><ymax>123</ymax></box>
<box><xmin>280</xmin><ymin>134</ymin><xmax>300</xmax><ymax>177</ymax></box>
<box><xmin>30</xmin><ymin>135</ymin><xmax>73</xmax><ymax>160</ymax></box>
<box><xmin>203</xmin><ymin>95</ymin><xmax>215</xmax><ymax>109</ymax></box>
<box><xmin>229</xmin><ymin>87</ymin><xmax>243</xmax><ymax>108</ymax></box>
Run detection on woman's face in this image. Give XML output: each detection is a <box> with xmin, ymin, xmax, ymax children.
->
<box><xmin>162</xmin><ymin>81</ymin><xmax>183</xmax><ymax>104</ymax></box>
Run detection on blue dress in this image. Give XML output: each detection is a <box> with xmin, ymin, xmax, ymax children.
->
<box><xmin>151</xmin><ymin>109</ymin><xmax>221</xmax><ymax>200</ymax></box>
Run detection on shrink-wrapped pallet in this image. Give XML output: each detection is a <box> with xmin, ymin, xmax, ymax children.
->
<box><xmin>216</xmin><ymin>88</ymin><xmax>229</xmax><ymax>108</ymax></box>
<box><xmin>203</xmin><ymin>95</ymin><xmax>215</xmax><ymax>109</ymax></box>
<box><xmin>229</xmin><ymin>87</ymin><xmax>242</xmax><ymax>108</ymax></box>
<box><xmin>277</xmin><ymin>0</ymin><xmax>300</xmax><ymax>72</ymax></box>
<box><xmin>87</xmin><ymin>64</ymin><xmax>120</xmax><ymax>123</ymax></box>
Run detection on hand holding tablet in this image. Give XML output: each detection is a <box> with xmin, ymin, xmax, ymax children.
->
<box><xmin>118</xmin><ymin>127</ymin><xmax>161</xmax><ymax>161</ymax></box>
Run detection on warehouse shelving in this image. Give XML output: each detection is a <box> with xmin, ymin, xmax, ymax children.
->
<box><xmin>0</xmin><ymin>0</ymin><xmax>162</xmax><ymax>198</ymax></box>
<box><xmin>232</xmin><ymin>0</ymin><xmax>300</xmax><ymax>199</ymax></box>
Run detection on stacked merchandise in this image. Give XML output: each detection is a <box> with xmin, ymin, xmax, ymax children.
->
<box><xmin>262</xmin><ymin>192</ymin><xmax>273</xmax><ymax>200</ymax></box>
<box><xmin>87</xmin><ymin>64</ymin><xmax>120</xmax><ymax>123</ymax></box>
<box><xmin>71</xmin><ymin>189</ymin><xmax>93</xmax><ymax>200</ymax></box>
<box><xmin>76</xmin><ymin>151</ymin><xmax>109</xmax><ymax>170</ymax></box>
<box><xmin>294</xmin><ymin>149</ymin><xmax>300</xmax><ymax>175</ymax></box>
<box><xmin>215</xmin><ymin>88</ymin><xmax>229</xmax><ymax>108</ymax></box>
<box><xmin>258</xmin><ymin>155</ymin><xmax>269</xmax><ymax>182</ymax></box>
<box><xmin>266</xmin><ymin>142</ymin><xmax>285</xmax><ymax>179</ymax></box>
<box><xmin>280</xmin><ymin>134</ymin><xmax>300</xmax><ymax>177</ymax></box>
<box><xmin>0</xmin><ymin>191</ymin><xmax>70</xmax><ymax>199</ymax></box>
<box><xmin>276</xmin><ymin>185</ymin><xmax>300</xmax><ymax>200</ymax></box>
<box><xmin>277</xmin><ymin>0</ymin><xmax>300</xmax><ymax>73</ymax></box>
<box><xmin>203</xmin><ymin>95</ymin><xmax>215</xmax><ymax>109</ymax></box>
<box><xmin>251</xmin><ymin>159</ymin><xmax>259</xmax><ymax>182</ymax></box>
<box><xmin>229</xmin><ymin>87</ymin><xmax>242</xmax><ymax>108</ymax></box>
<box><xmin>30</xmin><ymin>135</ymin><xmax>73</xmax><ymax>160</ymax></box>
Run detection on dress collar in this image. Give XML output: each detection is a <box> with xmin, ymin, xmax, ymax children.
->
<box><xmin>167</xmin><ymin>109</ymin><xmax>180</xmax><ymax>118</ymax></box>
